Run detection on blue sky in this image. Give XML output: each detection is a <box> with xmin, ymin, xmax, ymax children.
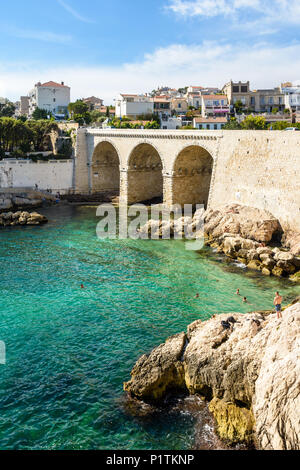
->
<box><xmin>1</xmin><ymin>0</ymin><xmax>300</xmax><ymax>104</ymax></box>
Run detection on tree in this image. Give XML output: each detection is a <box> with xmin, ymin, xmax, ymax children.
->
<box><xmin>240</xmin><ymin>115</ymin><xmax>266</xmax><ymax>130</ymax></box>
<box><xmin>32</xmin><ymin>107</ymin><xmax>50</xmax><ymax>120</ymax></box>
<box><xmin>234</xmin><ymin>100</ymin><xmax>244</xmax><ymax>114</ymax></box>
<box><xmin>272</xmin><ymin>108</ymin><xmax>279</xmax><ymax>114</ymax></box>
<box><xmin>68</xmin><ymin>100</ymin><xmax>89</xmax><ymax>118</ymax></box>
<box><xmin>223</xmin><ymin>118</ymin><xmax>241</xmax><ymax>130</ymax></box>
<box><xmin>0</xmin><ymin>99</ymin><xmax>16</xmax><ymax>117</ymax></box>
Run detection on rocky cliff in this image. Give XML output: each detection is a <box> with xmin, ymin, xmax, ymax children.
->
<box><xmin>124</xmin><ymin>302</ymin><xmax>300</xmax><ymax>450</ymax></box>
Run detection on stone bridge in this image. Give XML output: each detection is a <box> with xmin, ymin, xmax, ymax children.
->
<box><xmin>75</xmin><ymin>128</ymin><xmax>300</xmax><ymax>231</ymax></box>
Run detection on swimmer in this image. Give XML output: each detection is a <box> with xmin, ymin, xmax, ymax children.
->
<box><xmin>195</xmin><ymin>293</ymin><xmax>200</xmax><ymax>298</ymax></box>
<box><xmin>236</xmin><ymin>288</ymin><xmax>240</xmax><ymax>295</ymax></box>
<box><xmin>243</xmin><ymin>297</ymin><xmax>247</xmax><ymax>303</ymax></box>
<box><xmin>81</xmin><ymin>284</ymin><xmax>84</xmax><ymax>289</ymax></box>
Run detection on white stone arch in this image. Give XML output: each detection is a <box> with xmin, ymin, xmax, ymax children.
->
<box><xmin>90</xmin><ymin>139</ymin><xmax>121</xmax><ymax>194</ymax></box>
<box><xmin>126</xmin><ymin>140</ymin><xmax>165</xmax><ymax>204</ymax></box>
<box><xmin>171</xmin><ymin>143</ymin><xmax>215</xmax><ymax>208</ymax></box>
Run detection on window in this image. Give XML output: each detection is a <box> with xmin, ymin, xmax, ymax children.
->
<box><xmin>250</xmin><ymin>97</ymin><xmax>255</xmax><ymax>106</ymax></box>
<box><xmin>241</xmin><ymin>86</ymin><xmax>248</xmax><ymax>93</ymax></box>
<box><xmin>214</xmin><ymin>124</ymin><xmax>218</xmax><ymax>130</ymax></box>
<box><xmin>233</xmin><ymin>86</ymin><xmax>239</xmax><ymax>93</ymax></box>
<box><xmin>178</xmin><ymin>103</ymin><xmax>181</xmax><ymax>108</ymax></box>
<box><xmin>53</xmin><ymin>98</ymin><xmax>56</xmax><ymax>102</ymax></box>
<box><xmin>269</xmin><ymin>97</ymin><xmax>273</xmax><ymax>105</ymax></box>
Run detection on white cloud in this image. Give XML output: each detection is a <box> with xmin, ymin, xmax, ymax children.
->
<box><xmin>1</xmin><ymin>40</ymin><xmax>299</xmax><ymax>104</ymax></box>
<box><xmin>167</xmin><ymin>0</ymin><xmax>260</xmax><ymax>17</ymax></box>
<box><xmin>57</xmin><ymin>0</ymin><xmax>95</xmax><ymax>23</ymax></box>
<box><xmin>167</xmin><ymin>0</ymin><xmax>300</xmax><ymax>25</ymax></box>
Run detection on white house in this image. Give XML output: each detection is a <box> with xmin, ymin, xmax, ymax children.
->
<box><xmin>28</xmin><ymin>81</ymin><xmax>71</xmax><ymax>118</ymax></box>
<box><xmin>115</xmin><ymin>94</ymin><xmax>154</xmax><ymax>118</ymax></box>
<box><xmin>160</xmin><ymin>116</ymin><xmax>182</xmax><ymax>129</ymax></box>
<box><xmin>281</xmin><ymin>85</ymin><xmax>300</xmax><ymax>112</ymax></box>
<box><xmin>193</xmin><ymin>116</ymin><xmax>228</xmax><ymax>130</ymax></box>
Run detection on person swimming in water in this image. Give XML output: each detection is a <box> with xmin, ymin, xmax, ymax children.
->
<box><xmin>236</xmin><ymin>289</ymin><xmax>240</xmax><ymax>295</ymax></box>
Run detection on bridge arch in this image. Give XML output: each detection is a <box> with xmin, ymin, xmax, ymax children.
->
<box><xmin>91</xmin><ymin>140</ymin><xmax>120</xmax><ymax>194</ymax></box>
<box><xmin>172</xmin><ymin>145</ymin><xmax>214</xmax><ymax>208</ymax></box>
<box><xmin>127</xmin><ymin>143</ymin><xmax>164</xmax><ymax>204</ymax></box>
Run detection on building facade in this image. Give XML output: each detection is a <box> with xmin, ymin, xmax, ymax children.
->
<box><xmin>28</xmin><ymin>81</ymin><xmax>70</xmax><ymax>118</ymax></box>
<box><xmin>281</xmin><ymin>85</ymin><xmax>300</xmax><ymax>113</ymax></box>
<box><xmin>222</xmin><ymin>81</ymin><xmax>254</xmax><ymax>110</ymax></box>
<box><xmin>115</xmin><ymin>94</ymin><xmax>154</xmax><ymax>118</ymax></box>
<box><xmin>201</xmin><ymin>95</ymin><xmax>229</xmax><ymax>117</ymax></box>
<box><xmin>253</xmin><ymin>88</ymin><xmax>284</xmax><ymax>113</ymax></box>
<box><xmin>170</xmin><ymin>97</ymin><xmax>188</xmax><ymax>114</ymax></box>
<box><xmin>193</xmin><ymin>116</ymin><xmax>227</xmax><ymax>129</ymax></box>
<box><xmin>82</xmin><ymin>96</ymin><xmax>104</xmax><ymax>111</ymax></box>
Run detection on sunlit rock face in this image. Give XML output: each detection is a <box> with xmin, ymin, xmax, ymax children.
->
<box><xmin>124</xmin><ymin>303</ymin><xmax>300</xmax><ymax>450</ymax></box>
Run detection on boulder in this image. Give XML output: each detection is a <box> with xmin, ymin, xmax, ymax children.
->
<box><xmin>124</xmin><ymin>332</ymin><xmax>187</xmax><ymax>402</ymax></box>
<box><xmin>272</xmin><ymin>266</ymin><xmax>284</xmax><ymax>277</ymax></box>
<box><xmin>204</xmin><ymin>204</ymin><xmax>282</xmax><ymax>243</ymax></box>
<box><xmin>274</xmin><ymin>251</ymin><xmax>295</xmax><ymax>262</ymax></box>
<box><xmin>247</xmin><ymin>260</ymin><xmax>262</xmax><ymax>271</ymax></box>
<box><xmin>290</xmin><ymin>272</ymin><xmax>300</xmax><ymax>283</ymax></box>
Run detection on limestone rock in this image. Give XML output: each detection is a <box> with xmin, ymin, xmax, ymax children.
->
<box><xmin>253</xmin><ymin>303</ymin><xmax>300</xmax><ymax>450</ymax></box>
<box><xmin>247</xmin><ymin>260</ymin><xmax>262</xmax><ymax>271</ymax></box>
<box><xmin>204</xmin><ymin>204</ymin><xmax>281</xmax><ymax>243</ymax></box>
<box><xmin>124</xmin><ymin>304</ymin><xmax>300</xmax><ymax>449</ymax></box>
<box><xmin>124</xmin><ymin>332</ymin><xmax>187</xmax><ymax>402</ymax></box>
<box><xmin>281</xmin><ymin>231</ymin><xmax>300</xmax><ymax>256</ymax></box>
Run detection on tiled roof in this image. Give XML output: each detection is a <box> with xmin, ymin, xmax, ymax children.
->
<box><xmin>194</xmin><ymin>117</ymin><xmax>228</xmax><ymax>123</ymax></box>
<box><xmin>40</xmin><ymin>81</ymin><xmax>68</xmax><ymax>88</ymax></box>
<box><xmin>202</xmin><ymin>95</ymin><xmax>227</xmax><ymax>100</ymax></box>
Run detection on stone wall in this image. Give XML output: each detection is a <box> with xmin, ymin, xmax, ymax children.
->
<box><xmin>0</xmin><ymin>159</ymin><xmax>74</xmax><ymax>194</ymax></box>
<box><xmin>211</xmin><ymin>131</ymin><xmax>300</xmax><ymax>232</ymax></box>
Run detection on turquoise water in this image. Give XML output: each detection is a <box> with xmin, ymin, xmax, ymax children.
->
<box><xmin>0</xmin><ymin>205</ymin><xmax>299</xmax><ymax>450</ymax></box>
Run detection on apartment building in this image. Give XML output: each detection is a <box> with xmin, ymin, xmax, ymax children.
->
<box><xmin>28</xmin><ymin>81</ymin><xmax>70</xmax><ymax>117</ymax></box>
<box><xmin>201</xmin><ymin>95</ymin><xmax>230</xmax><ymax>118</ymax></box>
<box><xmin>222</xmin><ymin>80</ymin><xmax>254</xmax><ymax>110</ymax></box>
<box><xmin>153</xmin><ymin>96</ymin><xmax>171</xmax><ymax>120</ymax></box>
<box><xmin>253</xmin><ymin>88</ymin><xmax>284</xmax><ymax>113</ymax></box>
<box><xmin>171</xmin><ymin>97</ymin><xmax>188</xmax><ymax>114</ymax></box>
<box><xmin>115</xmin><ymin>94</ymin><xmax>154</xmax><ymax>118</ymax></box>
<box><xmin>281</xmin><ymin>84</ymin><xmax>300</xmax><ymax>112</ymax></box>
<box><xmin>82</xmin><ymin>96</ymin><xmax>104</xmax><ymax>111</ymax></box>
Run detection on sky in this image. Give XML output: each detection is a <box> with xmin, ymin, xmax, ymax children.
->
<box><xmin>0</xmin><ymin>0</ymin><xmax>300</xmax><ymax>104</ymax></box>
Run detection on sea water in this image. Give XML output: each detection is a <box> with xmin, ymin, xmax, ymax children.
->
<box><xmin>0</xmin><ymin>205</ymin><xmax>298</xmax><ymax>450</ymax></box>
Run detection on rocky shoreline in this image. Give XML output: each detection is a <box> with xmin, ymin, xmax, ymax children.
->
<box><xmin>124</xmin><ymin>300</ymin><xmax>300</xmax><ymax>450</ymax></box>
<box><xmin>139</xmin><ymin>203</ymin><xmax>300</xmax><ymax>283</ymax></box>
<box><xmin>0</xmin><ymin>210</ymin><xmax>48</xmax><ymax>226</ymax></box>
